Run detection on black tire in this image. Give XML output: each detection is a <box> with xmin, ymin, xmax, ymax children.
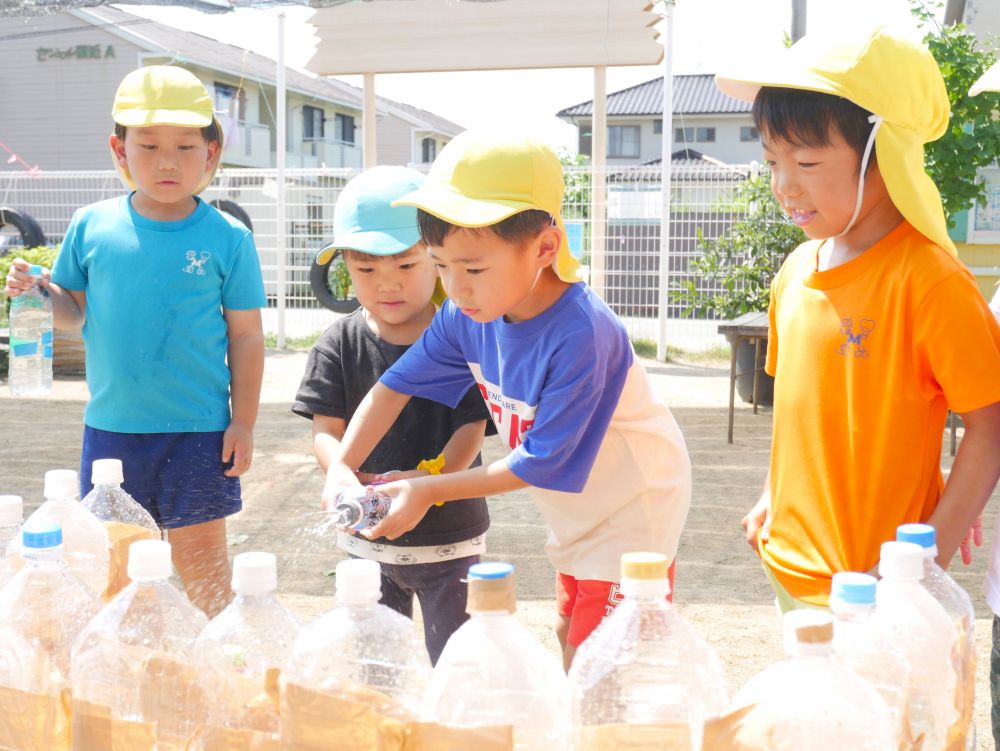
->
<box><xmin>0</xmin><ymin>207</ymin><xmax>46</xmax><ymax>256</ymax></box>
<box><xmin>310</xmin><ymin>248</ymin><xmax>359</xmax><ymax>313</ymax></box>
<box><xmin>209</xmin><ymin>199</ymin><xmax>253</xmax><ymax>233</ymax></box>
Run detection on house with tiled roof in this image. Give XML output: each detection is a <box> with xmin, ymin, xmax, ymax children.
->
<box><xmin>557</xmin><ymin>74</ymin><xmax>759</xmax><ymax>166</ymax></box>
<box><xmin>0</xmin><ymin>5</ymin><xmax>462</xmax><ymax>172</ymax></box>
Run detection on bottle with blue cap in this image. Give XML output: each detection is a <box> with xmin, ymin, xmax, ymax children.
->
<box><xmin>71</xmin><ymin>538</ymin><xmax>209</xmax><ymax>747</ymax></box>
<box><xmin>422</xmin><ymin>561</ymin><xmax>570</xmax><ymax>750</ymax></box>
<box><xmin>280</xmin><ymin>558</ymin><xmax>430</xmax><ymax>744</ymax></box>
<box><xmin>876</xmin><ymin>540</ymin><xmax>960</xmax><ymax>751</ymax></box>
<box><xmin>731</xmin><ymin>610</ymin><xmax>896</xmax><ymax>750</ymax></box>
<box><xmin>0</xmin><ymin>522</ymin><xmax>101</xmax><ymax>692</ymax></box>
<box><xmin>194</xmin><ymin>551</ymin><xmax>300</xmax><ymax>736</ymax></box>
<box><xmin>896</xmin><ymin>523</ymin><xmax>975</xmax><ymax>749</ymax></box>
<box><xmin>8</xmin><ymin>263</ymin><xmax>53</xmax><ymax>397</ymax></box>
<box><xmin>568</xmin><ymin>552</ymin><xmax>727</xmax><ymax>750</ymax></box>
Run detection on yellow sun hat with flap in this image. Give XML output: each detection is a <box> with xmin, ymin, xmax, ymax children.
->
<box><xmin>716</xmin><ymin>25</ymin><xmax>956</xmax><ymax>256</ymax></box>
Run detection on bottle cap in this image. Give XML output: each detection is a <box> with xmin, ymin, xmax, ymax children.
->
<box><xmin>43</xmin><ymin>470</ymin><xmax>79</xmax><ymax>500</ymax></box>
<box><xmin>22</xmin><ymin>523</ymin><xmax>62</xmax><ymax>549</ymax></box>
<box><xmin>467</xmin><ymin>561</ymin><xmax>516</xmax><ymax>614</ymax></box>
<box><xmin>620</xmin><ymin>552</ymin><xmax>669</xmax><ymax>580</ymax></box>
<box><xmin>878</xmin><ymin>541</ymin><xmax>925</xmax><ymax>580</ymax></box>
<box><xmin>783</xmin><ymin>609</ymin><xmax>833</xmax><ymax>656</ymax></box>
<box><xmin>91</xmin><ymin>459</ymin><xmax>124</xmax><ymax>485</ymax></box>
<box><xmin>0</xmin><ymin>496</ymin><xmax>23</xmax><ymax>527</ymax></box>
<box><xmin>896</xmin><ymin>523</ymin><xmax>936</xmax><ymax>554</ymax></box>
<box><xmin>830</xmin><ymin>572</ymin><xmax>876</xmax><ymax>606</ymax></box>
<box><xmin>232</xmin><ymin>552</ymin><xmax>278</xmax><ymax>595</ymax></box>
<box><xmin>335</xmin><ymin>558</ymin><xmax>381</xmax><ymax>603</ymax></box>
<box><xmin>128</xmin><ymin>539</ymin><xmax>172</xmax><ymax>580</ymax></box>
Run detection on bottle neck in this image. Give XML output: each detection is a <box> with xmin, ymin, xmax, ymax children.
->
<box><xmin>23</xmin><ymin>547</ymin><xmax>64</xmax><ymax>566</ymax></box>
<box><xmin>830</xmin><ymin>600</ymin><xmax>875</xmax><ymax>622</ymax></box>
<box><xmin>620</xmin><ymin>578</ymin><xmax>670</xmax><ymax>601</ymax></box>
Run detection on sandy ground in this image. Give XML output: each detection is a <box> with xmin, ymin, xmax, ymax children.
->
<box><xmin>1</xmin><ymin>350</ymin><xmax>997</xmax><ymax>747</ymax></box>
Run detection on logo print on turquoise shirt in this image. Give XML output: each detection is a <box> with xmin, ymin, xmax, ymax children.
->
<box><xmin>184</xmin><ymin>250</ymin><xmax>211</xmax><ymax>276</ymax></box>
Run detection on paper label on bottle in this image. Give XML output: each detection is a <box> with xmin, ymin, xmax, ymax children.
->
<box><xmin>0</xmin><ymin>685</ymin><xmax>71</xmax><ymax>751</ymax></box>
<box><xmin>575</xmin><ymin>722</ymin><xmax>692</xmax><ymax>750</ymax></box>
<box><xmin>137</xmin><ymin>651</ymin><xmax>209</xmax><ymax>745</ymax></box>
<box><xmin>72</xmin><ymin>698</ymin><xmax>157</xmax><ymax>751</ymax></box>
<box><xmin>404</xmin><ymin>722</ymin><xmax>514</xmax><ymax>750</ymax></box>
<box><xmin>280</xmin><ymin>682</ymin><xmax>408</xmax><ymax>751</ymax></box>
<box><xmin>184</xmin><ymin>725</ymin><xmax>280</xmax><ymax>751</ymax></box>
<box><xmin>103</xmin><ymin>521</ymin><xmax>159</xmax><ymax>602</ymax></box>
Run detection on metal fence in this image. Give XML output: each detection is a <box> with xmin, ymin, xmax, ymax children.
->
<box><xmin>0</xmin><ymin>161</ymin><xmax>759</xmax><ymax>350</ymax></box>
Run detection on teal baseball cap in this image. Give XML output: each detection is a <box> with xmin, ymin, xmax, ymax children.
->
<box><xmin>316</xmin><ymin>166</ymin><xmax>426</xmax><ymax>264</ymax></box>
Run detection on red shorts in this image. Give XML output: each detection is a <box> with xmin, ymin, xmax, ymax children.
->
<box><xmin>556</xmin><ymin>561</ymin><xmax>675</xmax><ymax>648</ymax></box>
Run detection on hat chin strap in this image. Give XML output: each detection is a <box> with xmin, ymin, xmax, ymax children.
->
<box><xmin>834</xmin><ymin>114</ymin><xmax>884</xmax><ymax>238</ymax></box>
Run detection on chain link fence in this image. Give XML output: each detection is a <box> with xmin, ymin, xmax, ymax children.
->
<box><xmin>0</xmin><ymin>162</ymin><xmax>756</xmax><ymax>350</ymax></box>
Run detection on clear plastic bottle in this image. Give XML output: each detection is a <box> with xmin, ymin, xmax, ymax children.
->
<box><xmin>896</xmin><ymin>523</ymin><xmax>975</xmax><ymax>749</ymax></box>
<box><xmin>8</xmin><ymin>263</ymin><xmax>53</xmax><ymax>397</ymax></box>
<box><xmin>71</xmin><ymin>538</ymin><xmax>209</xmax><ymax>748</ymax></box>
<box><xmin>876</xmin><ymin>540</ymin><xmax>960</xmax><ymax>751</ymax></box>
<box><xmin>731</xmin><ymin>609</ymin><xmax>896</xmax><ymax>751</ymax></box>
<box><xmin>423</xmin><ymin>561</ymin><xmax>570</xmax><ymax>750</ymax></box>
<box><xmin>830</xmin><ymin>572</ymin><xmax>910</xmax><ymax>745</ymax></box>
<box><xmin>0</xmin><ymin>523</ymin><xmax>101</xmax><ymax>691</ymax></box>
<box><xmin>569</xmin><ymin>552</ymin><xmax>727</xmax><ymax>750</ymax></box>
<box><xmin>0</xmin><ymin>495</ymin><xmax>23</xmax><ymax>584</ymax></box>
<box><xmin>333</xmin><ymin>487</ymin><xmax>391</xmax><ymax>531</ymax></box>
<box><xmin>282</xmin><ymin>557</ymin><xmax>429</xmax><ymax>732</ymax></box>
<box><xmin>81</xmin><ymin>458</ymin><xmax>160</xmax><ymax>599</ymax></box>
<box><xmin>14</xmin><ymin>469</ymin><xmax>110</xmax><ymax>599</ymax></box>
<box><xmin>195</xmin><ymin>551</ymin><xmax>300</xmax><ymax>733</ymax></box>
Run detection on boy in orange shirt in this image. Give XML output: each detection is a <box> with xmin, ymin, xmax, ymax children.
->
<box><xmin>716</xmin><ymin>26</ymin><xmax>1000</xmax><ymax>610</ymax></box>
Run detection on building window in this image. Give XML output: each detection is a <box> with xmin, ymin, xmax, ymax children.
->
<box><xmin>740</xmin><ymin>126</ymin><xmax>760</xmax><ymax>142</ymax></box>
<box><xmin>303</xmin><ymin>105</ymin><xmax>324</xmax><ymax>140</ymax></box>
<box><xmin>674</xmin><ymin>127</ymin><xmax>694</xmax><ymax>143</ymax></box>
<box><xmin>696</xmin><ymin>127</ymin><xmax>716</xmax><ymax>143</ymax></box>
<box><xmin>421</xmin><ymin>137</ymin><xmax>437</xmax><ymax>163</ymax></box>
<box><xmin>334</xmin><ymin>113</ymin><xmax>355</xmax><ymax>144</ymax></box>
<box><xmin>608</xmin><ymin>125</ymin><xmax>640</xmax><ymax>158</ymax></box>
<box><xmin>578</xmin><ymin>127</ymin><xmax>592</xmax><ymax>157</ymax></box>
<box><xmin>653</xmin><ymin>119</ymin><xmax>662</xmax><ymax>135</ymax></box>
<box><xmin>214</xmin><ymin>82</ymin><xmax>245</xmax><ymax>121</ymax></box>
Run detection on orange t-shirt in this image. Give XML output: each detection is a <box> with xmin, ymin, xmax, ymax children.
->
<box><xmin>764</xmin><ymin>221</ymin><xmax>1000</xmax><ymax>605</ymax></box>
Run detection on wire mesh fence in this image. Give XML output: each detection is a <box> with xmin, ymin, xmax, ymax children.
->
<box><xmin>0</xmin><ymin>161</ymin><xmax>760</xmax><ymax>350</ymax></box>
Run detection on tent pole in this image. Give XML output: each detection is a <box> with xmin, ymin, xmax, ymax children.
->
<box><xmin>656</xmin><ymin>1</ymin><xmax>675</xmax><ymax>361</ymax></box>
<box><xmin>363</xmin><ymin>72</ymin><xmax>376</xmax><ymax>168</ymax></box>
<box><xmin>276</xmin><ymin>10</ymin><xmax>287</xmax><ymax>349</ymax></box>
<box><xmin>590</xmin><ymin>64</ymin><xmax>607</xmax><ymax>297</ymax></box>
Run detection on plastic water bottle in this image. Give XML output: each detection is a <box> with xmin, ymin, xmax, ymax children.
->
<box><xmin>569</xmin><ymin>552</ymin><xmax>727</xmax><ymax>750</ymax></box>
<box><xmin>0</xmin><ymin>524</ymin><xmax>101</xmax><ymax>689</ymax></box>
<box><xmin>195</xmin><ymin>552</ymin><xmax>300</xmax><ymax>734</ymax></box>
<box><xmin>81</xmin><ymin>458</ymin><xmax>160</xmax><ymax>600</ymax></box>
<box><xmin>333</xmin><ymin>487</ymin><xmax>391</xmax><ymax>531</ymax></box>
<box><xmin>70</xmin><ymin>539</ymin><xmax>209</xmax><ymax>748</ymax></box>
<box><xmin>876</xmin><ymin>540</ymin><xmax>960</xmax><ymax>751</ymax></box>
<box><xmin>896</xmin><ymin>524</ymin><xmax>975</xmax><ymax>749</ymax></box>
<box><xmin>423</xmin><ymin>562</ymin><xmax>570</xmax><ymax>750</ymax></box>
<box><xmin>8</xmin><ymin>264</ymin><xmax>53</xmax><ymax>397</ymax></box>
<box><xmin>731</xmin><ymin>609</ymin><xmax>896</xmax><ymax>751</ymax></box>
<box><xmin>14</xmin><ymin>469</ymin><xmax>111</xmax><ymax>600</ymax></box>
<box><xmin>281</xmin><ymin>558</ymin><xmax>430</xmax><ymax>744</ymax></box>
<box><xmin>0</xmin><ymin>495</ymin><xmax>23</xmax><ymax>584</ymax></box>
<box><xmin>830</xmin><ymin>572</ymin><xmax>910</xmax><ymax>745</ymax></box>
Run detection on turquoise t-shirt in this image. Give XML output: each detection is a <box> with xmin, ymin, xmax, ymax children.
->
<box><xmin>52</xmin><ymin>195</ymin><xmax>266</xmax><ymax>433</ymax></box>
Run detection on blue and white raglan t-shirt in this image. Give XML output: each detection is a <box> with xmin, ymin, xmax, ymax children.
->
<box><xmin>52</xmin><ymin>195</ymin><xmax>266</xmax><ymax>433</ymax></box>
<box><xmin>381</xmin><ymin>282</ymin><xmax>691</xmax><ymax>582</ymax></box>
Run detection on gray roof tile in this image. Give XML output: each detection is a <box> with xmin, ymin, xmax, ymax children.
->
<box><xmin>557</xmin><ymin>74</ymin><xmax>751</xmax><ymax>118</ymax></box>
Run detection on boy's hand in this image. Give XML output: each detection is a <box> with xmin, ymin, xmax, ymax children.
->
<box><xmin>222</xmin><ymin>420</ymin><xmax>254</xmax><ymax>477</ymax></box>
<box><xmin>369</xmin><ymin>468</ymin><xmax>430</xmax><ymax>483</ymax></box>
<box><xmin>361</xmin><ymin>479</ymin><xmax>434</xmax><ymax>541</ymax></box>
<box><xmin>4</xmin><ymin>258</ymin><xmax>50</xmax><ymax>298</ymax></box>
<box><xmin>741</xmin><ymin>492</ymin><xmax>771</xmax><ymax>554</ymax></box>
<box><xmin>959</xmin><ymin>515</ymin><xmax>984</xmax><ymax>566</ymax></box>
<box><xmin>321</xmin><ymin>463</ymin><xmax>363</xmax><ymax>510</ymax></box>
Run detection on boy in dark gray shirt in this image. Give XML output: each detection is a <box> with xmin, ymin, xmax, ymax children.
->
<box><xmin>293</xmin><ymin>166</ymin><xmax>489</xmax><ymax>662</ymax></box>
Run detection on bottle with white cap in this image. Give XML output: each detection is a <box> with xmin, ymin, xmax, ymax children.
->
<box><xmin>569</xmin><ymin>552</ymin><xmax>726</xmax><ymax>750</ymax></box>
<box><xmin>896</xmin><ymin>523</ymin><xmax>975</xmax><ymax>749</ymax></box>
<box><xmin>731</xmin><ymin>609</ymin><xmax>896</xmax><ymax>751</ymax></box>
<box><xmin>70</xmin><ymin>539</ymin><xmax>209</xmax><ymax>747</ymax></box>
<box><xmin>423</xmin><ymin>561</ymin><xmax>570</xmax><ymax>750</ymax></box>
<box><xmin>876</xmin><ymin>540</ymin><xmax>960</xmax><ymax>751</ymax></box>
<box><xmin>0</xmin><ymin>495</ymin><xmax>23</xmax><ymax>582</ymax></box>
<box><xmin>81</xmin><ymin>459</ymin><xmax>160</xmax><ymax>600</ymax></box>
<box><xmin>194</xmin><ymin>551</ymin><xmax>300</xmax><ymax>733</ymax></box>
<box><xmin>16</xmin><ymin>469</ymin><xmax>110</xmax><ymax>599</ymax></box>
<box><xmin>0</xmin><ymin>523</ymin><xmax>101</xmax><ymax>691</ymax></box>
<box><xmin>281</xmin><ymin>557</ymin><xmax>430</xmax><ymax>738</ymax></box>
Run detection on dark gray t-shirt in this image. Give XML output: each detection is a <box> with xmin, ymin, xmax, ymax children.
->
<box><xmin>292</xmin><ymin>309</ymin><xmax>490</xmax><ymax>546</ymax></box>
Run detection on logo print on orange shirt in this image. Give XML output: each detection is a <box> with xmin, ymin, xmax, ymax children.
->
<box><xmin>837</xmin><ymin>318</ymin><xmax>875</xmax><ymax>358</ymax></box>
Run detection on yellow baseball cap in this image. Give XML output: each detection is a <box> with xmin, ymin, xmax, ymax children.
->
<box><xmin>111</xmin><ymin>65</ymin><xmax>224</xmax><ymax>195</ymax></box>
<box><xmin>716</xmin><ymin>25</ymin><xmax>956</xmax><ymax>256</ymax></box>
<box><xmin>393</xmin><ymin>130</ymin><xmax>582</xmax><ymax>283</ymax></box>
<box><xmin>971</xmin><ymin>60</ymin><xmax>1000</xmax><ymax>96</ymax></box>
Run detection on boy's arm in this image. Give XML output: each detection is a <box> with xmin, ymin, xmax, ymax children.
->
<box><xmin>223</xmin><ymin>307</ymin><xmax>264</xmax><ymax>477</ymax></box>
<box><xmin>927</xmin><ymin>400</ymin><xmax>1000</xmax><ymax>566</ymax></box>
<box><xmin>742</xmin><ymin>467</ymin><xmax>772</xmax><ymax>553</ymax></box>
<box><xmin>311</xmin><ymin>414</ymin><xmax>347</xmax><ymax>472</ymax></box>
<box><xmin>5</xmin><ymin>259</ymin><xmax>86</xmax><ymax>330</ymax></box>
<box><xmin>373</xmin><ymin>419</ymin><xmax>488</xmax><ymax>482</ymax></box>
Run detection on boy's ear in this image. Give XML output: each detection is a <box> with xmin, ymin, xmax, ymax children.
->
<box><xmin>109</xmin><ymin>133</ymin><xmax>126</xmax><ymax>166</ymax></box>
<box><xmin>205</xmin><ymin>139</ymin><xmax>222</xmax><ymax>173</ymax></box>
<box><xmin>533</xmin><ymin>225</ymin><xmax>562</xmax><ymax>269</ymax></box>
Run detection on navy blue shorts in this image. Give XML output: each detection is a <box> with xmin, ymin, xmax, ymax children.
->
<box><xmin>80</xmin><ymin>426</ymin><xmax>241</xmax><ymax>529</ymax></box>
